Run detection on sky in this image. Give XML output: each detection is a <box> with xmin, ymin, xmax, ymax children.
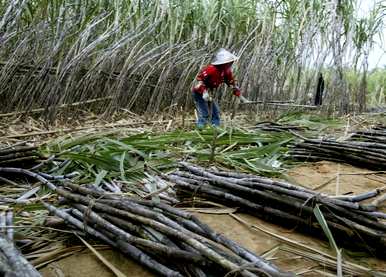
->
<box><xmin>358</xmin><ymin>0</ymin><xmax>386</xmax><ymax>69</ymax></box>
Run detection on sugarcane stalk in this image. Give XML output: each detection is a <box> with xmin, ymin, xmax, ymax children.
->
<box><xmin>98</xmin><ymin>212</ymin><xmax>147</xmax><ymax>237</ymax></box>
<box><xmin>340</xmin><ymin>139</ymin><xmax>386</xmax><ymax>149</ymax></box>
<box><xmin>149</xmin><ymin>203</ymin><xmax>278</xmax><ymax>276</ymax></box>
<box><xmin>5</xmin><ymin>210</ymin><xmax>13</xmax><ymax>242</ymax></box>
<box><xmin>330</xmin><ymin>214</ymin><xmax>386</xmax><ymax>257</ymax></box>
<box><xmin>65</xmin><ymin>195</ymin><xmax>258</xmax><ymax>277</ymax></box>
<box><xmin>141</xmin><ymin>226</ymin><xmax>181</xmax><ymax>250</ymax></box>
<box><xmin>133</xmin><ymin>198</ymin><xmax>196</xmax><ymax>220</ymax></box>
<box><xmin>0</xmin><ymin>167</ymin><xmax>56</xmax><ymax>190</ymax></box>
<box><xmin>0</xmin><ymin>211</ymin><xmax>5</xmax><ymax>235</ymax></box>
<box><xmin>292</xmin><ymin>141</ymin><xmax>386</xmax><ymax>168</ymax></box>
<box><xmin>156</xmin><ymin>210</ymin><xmax>208</xmax><ymax>237</ymax></box>
<box><xmin>65</xmin><ymin>183</ymin><xmax>209</xmax><ymax>241</ymax></box>
<box><xmin>0</xmin><ymin>151</ymin><xmax>39</xmax><ymax>161</ymax></box>
<box><xmin>173</xmin><ymin>176</ymin><xmax>366</xmax><ymax>236</ymax></box>
<box><xmin>0</xmin><ymin>259</ymin><xmax>13</xmax><ymax>276</ymax></box>
<box><xmin>288</xmin><ymin>154</ymin><xmax>343</xmax><ymax>163</ymax></box>
<box><xmin>72</xmin><ymin>204</ymin><xmax>249</xmax><ymax>276</ymax></box>
<box><xmin>47</xmin><ymin>159</ymin><xmax>71</xmax><ymax>174</ymax></box>
<box><xmin>0</xmin><ymin>146</ymin><xmax>37</xmax><ymax>156</ymax></box>
<box><xmin>0</xmin><ymin>196</ymin><xmax>30</xmax><ymax>205</ymax></box>
<box><xmin>29</xmin><ymin>155</ymin><xmax>56</xmax><ymax>171</ymax></box>
<box><xmin>66</xmin><ymin>183</ymin><xmax>199</xmax><ymax>237</ymax></box>
<box><xmin>75</xmin><ymin>182</ymin><xmax>178</xmax><ymax>207</ymax></box>
<box><xmin>96</xmin><ymin>198</ymin><xmax>191</xmax><ymax>234</ymax></box>
<box><xmin>93</xmin><ymin>211</ymin><xmax>206</xmax><ymax>265</ymax></box>
<box><xmin>37</xmin><ymin>172</ymin><xmax>79</xmax><ymax>180</ymax></box>
<box><xmin>297</xmin><ymin>145</ymin><xmax>386</xmax><ymax>165</ymax></box>
<box><xmin>179</xmin><ymin>162</ymin><xmax>364</xmax><ymax>211</ymax></box>
<box><xmin>352</xmin><ymin>133</ymin><xmax>386</xmax><ymax>140</ymax></box>
<box><xmin>0</xmin><ymin>237</ymin><xmax>41</xmax><ymax>277</ymax></box>
<box><xmin>141</xmin><ymin>228</ymin><xmax>215</xmax><ymax>277</ymax></box>
<box><xmin>305</xmin><ymin>139</ymin><xmax>386</xmax><ymax>153</ymax></box>
<box><xmin>174</xmin><ymin>178</ymin><xmax>386</xmax><ymax>255</ymax></box>
<box><xmin>17</xmin><ymin>187</ymin><xmax>41</xmax><ymax>202</ymax></box>
<box><xmin>205</xmin><ymin>166</ymin><xmax>320</xmax><ymax>195</ymax></box>
<box><xmin>0</xmin><ymin>156</ymin><xmax>40</xmax><ymax>165</ymax></box>
<box><xmin>114</xmin><ymin>239</ymin><xmax>185</xmax><ymax>277</ymax></box>
<box><xmin>185</xmin><ymin>213</ymin><xmax>291</xmax><ymax>277</ymax></box>
<box><xmin>130</xmin><ymin>197</ymin><xmax>275</xmax><ymax>270</ymax></box>
<box><xmin>356</xmin><ymin>210</ymin><xmax>386</xmax><ymax>220</ymax></box>
<box><xmin>43</xmin><ymin>203</ymin><xmax>116</xmax><ymax>245</ymax></box>
<box><xmin>0</xmin><ymin>142</ymin><xmax>28</xmax><ymax>151</ymax></box>
<box><xmin>44</xmin><ymin>202</ymin><xmax>183</xmax><ymax>277</ymax></box>
<box><xmin>172</xmin><ymin>164</ymin><xmax>386</xmax><ymax>257</ymax></box>
<box><xmin>177</xmin><ymin>164</ymin><xmax>386</xmax><ymax>231</ymax></box>
<box><xmin>171</xmin><ymin>172</ymin><xmax>317</xmax><ymax>218</ymax></box>
<box><xmin>134</xmin><ymin>195</ymin><xmax>295</xmax><ymax>276</ymax></box>
<box><xmin>331</xmin><ymin>187</ymin><xmax>385</xmax><ymax>202</ymax></box>
<box><xmin>170</xmin><ymin>175</ymin><xmax>312</xmax><ymax>226</ymax></box>
<box><xmin>300</xmin><ymin>141</ymin><xmax>386</xmax><ymax>160</ymax></box>
<box><xmin>220</xmin><ymin>169</ymin><xmax>378</xmax><ymax>213</ymax></box>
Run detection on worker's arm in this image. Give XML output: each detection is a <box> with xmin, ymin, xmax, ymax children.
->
<box><xmin>224</xmin><ymin>69</ymin><xmax>251</xmax><ymax>103</ymax></box>
<box><xmin>192</xmin><ymin>66</ymin><xmax>214</xmax><ymax>101</ymax></box>
<box><xmin>224</xmin><ymin>68</ymin><xmax>242</xmax><ymax>97</ymax></box>
<box><xmin>192</xmin><ymin>81</ymin><xmax>211</xmax><ymax>101</ymax></box>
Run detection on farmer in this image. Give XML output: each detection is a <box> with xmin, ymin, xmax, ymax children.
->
<box><xmin>192</xmin><ymin>48</ymin><xmax>247</xmax><ymax>128</ymax></box>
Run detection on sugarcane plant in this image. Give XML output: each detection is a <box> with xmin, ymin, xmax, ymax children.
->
<box><xmin>0</xmin><ymin>0</ymin><xmax>385</xmax><ymax>120</ymax></box>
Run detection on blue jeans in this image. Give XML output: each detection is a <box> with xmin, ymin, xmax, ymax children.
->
<box><xmin>192</xmin><ymin>92</ymin><xmax>220</xmax><ymax>128</ymax></box>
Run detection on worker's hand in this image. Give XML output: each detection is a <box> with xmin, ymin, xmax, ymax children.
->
<box><xmin>202</xmin><ymin>91</ymin><xmax>211</xmax><ymax>102</ymax></box>
<box><xmin>232</xmin><ymin>86</ymin><xmax>241</xmax><ymax>97</ymax></box>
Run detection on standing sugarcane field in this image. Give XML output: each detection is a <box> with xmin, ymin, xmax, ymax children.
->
<box><xmin>2</xmin><ymin>0</ymin><xmax>386</xmax><ymax>276</ymax></box>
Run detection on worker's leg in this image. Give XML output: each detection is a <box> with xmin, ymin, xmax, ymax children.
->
<box><xmin>192</xmin><ymin>92</ymin><xmax>209</xmax><ymax>128</ymax></box>
<box><xmin>211</xmin><ymin>101</ymin><xmax>220</xmax><ymax>126</ymax></box>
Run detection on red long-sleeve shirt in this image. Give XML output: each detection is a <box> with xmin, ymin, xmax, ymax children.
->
<box><xmin>192</xmin><ymin>64</ymin><xmax>240</xmax><ymax>96</ymax></box>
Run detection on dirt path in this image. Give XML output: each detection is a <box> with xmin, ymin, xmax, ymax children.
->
<box><xmin>40</xmin><ymin>161</ymin><xmax>386</xmax><ymax>277</ymax></box>
<box><xmin>288</xmin><ymin>161</ymin><xmax>386</xmax><ymax>195</ymax></box>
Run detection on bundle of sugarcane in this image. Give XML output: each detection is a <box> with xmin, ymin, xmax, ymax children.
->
<box><xmin>41</xmin><ymin>180</ymin><xmax>291</xmax><ymax>277</ymax></box>
<box><xmin>255</xmin><ymin>121</ymin><xmax>305</xmax><ymax>132</ymax></box>
<box><xmin>0</xmin><ymin>167</ymin><xmax>290</xmax><ymax>276</ymax></box>
<box><xmin>0</xmin><ymin>209</ymin><xmax>41</xmax><ymax>277</ymax></box>
<box><xmin>0</xmin><ymin>142</ymin><xmax>41</xmax><ymax>167</ymax></box>
<box><xmin>289</xmin><ymin>137</ymin><xmax>386</xmax><ymax>169</ymax></box>
<box><xmin>371</xmin><ymin>125</ymin><xmax>386</xmax><ymax>132</ymax></box>
<box><xmin>350</xmin><ymin>126</ymin><xmax>386</xmax><ymax>143</ymax></box>
<box><xmin>169</xmin><ymin>162</ymin><xmax>386</xmax><ymax>258</ymax></box>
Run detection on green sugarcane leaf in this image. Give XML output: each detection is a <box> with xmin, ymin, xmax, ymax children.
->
<box><xmin>313</xmin><ymin>204</ymin><xmax>338</xmax><ymax>252</ymax></box>
<box><xmin>105</xmin><ymin>138</ymin><xmax>147</xmax><ymax>158</ymax></box>
<box><xmin>95</xmin><ymin>170</ymin><xmax>107</xmax><ymax>186</ymax></box>
<box><xmin>119</xmin><ymin>151</ymin><xmax>126</xmax><ymax>181</ymax></box>
<box><xmin>194</xmin><ymin>130</ymin><xmax>206</xmax><ymax>142</ymax></box>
